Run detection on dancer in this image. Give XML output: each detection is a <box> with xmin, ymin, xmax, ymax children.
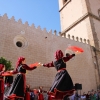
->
<box><xmin>0</xmin><ymin>64</ymin><xmax>5</xmax><ymax>100</ymax></box>
<box><xmin>4</xmin><ymin>57</ymin><xmax>41</xmax><ymax>100</ymax></box>
<box><xmin>43</xmin><ymin>50</ymin><xmax>75</xmax><ymax>100</ymax></box>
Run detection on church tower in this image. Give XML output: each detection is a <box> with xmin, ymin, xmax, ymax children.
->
<box><xmin>58</xmin><ymin>0</ymin><xmax>100</xmax><ymax>88</ymax></box>
<box><xmin>58</xmin><ymin>0</ymin><xmax>100</xmax><ymax>48</ymax></box>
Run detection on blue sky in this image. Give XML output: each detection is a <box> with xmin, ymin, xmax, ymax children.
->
<box><xmin>0</xmin><ymin>0</ymin><xmax>61</xmax><ymax>32</ymax></box>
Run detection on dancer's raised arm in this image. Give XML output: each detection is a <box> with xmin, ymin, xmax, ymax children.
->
<box><xmin>63</xmin><ymin>53</ymin><xmax>75</xmax><ymax>62</ymax></box>
<box><xmin>22</xmin><ymin>63</ymin><xmax>39</xmax><ymax>70</ymax></box>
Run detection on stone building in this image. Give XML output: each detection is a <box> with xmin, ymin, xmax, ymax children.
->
<box><xmin>0</xmin><ymin>0</ymin><xmax>100</xmax><ymax>93</ymax></box>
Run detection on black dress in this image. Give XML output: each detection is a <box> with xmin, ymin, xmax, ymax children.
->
<box><xmin>43</xmin><ymin>55</ymin><xmax>75</xmax><ymax>99</ymax></box>
<box><xmin>4</xmin><ymin>64</ymin><xmax>36</xmax><ymax>99</ymax></box>
<box><xmin>50</xmin><ymin>58</ymin><xmax>74</xmax><ymax>92</ymax></box>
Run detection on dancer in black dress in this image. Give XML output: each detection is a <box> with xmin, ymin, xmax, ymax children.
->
<box><xmin>43</xmin><ymin>50</ymin><xmax>75</xmax><ymax>99</ymax></box>
<box><xmin>4</xmin><ymin>57</ymin><xmax>40</xmax><ymax>100</ymax></box>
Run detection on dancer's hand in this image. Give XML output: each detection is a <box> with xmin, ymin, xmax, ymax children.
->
<box><xmin>9</xmin><ymin>70</ymin><xmax>13</xmax><ymax>73</ymax></box>
<box><xmin>7</xmin><ymin>70</ymin><xmax>13</xmax><ymax>74</ymax></box>
<box><xmin>37</xmin><ymin>62</ymin><xmax>43</xmax><ymax>67</ymax></box>
<box><xmin>75</xmin><ymin>51</ymin><xmax>81</xmax><ymax>55</ymax></box>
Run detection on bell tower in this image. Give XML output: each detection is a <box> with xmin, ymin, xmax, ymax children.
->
<box><xmin>58</xmin><ymin>0</ymin><xmax>100</xmax><ymax>88</ymax></box>
<box><xmin>58</xmin><ymin>0</ymin><xmax>100</xmax><ymax>47</ymax></box>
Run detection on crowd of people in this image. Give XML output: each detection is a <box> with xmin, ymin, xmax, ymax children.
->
<box><xmin>25</xmin><ymin>85</ymin><xmax>49</xmax><ymax>100</ymax></box>
<box><xmin>69</xmin><ymin>89</ymin><xmax>100</xmax><ymax>100</ymax></box>
<box><xmin>20</xmin><ymin>85</ymin><xmax>100</xmax><ymax>100</ymax></box>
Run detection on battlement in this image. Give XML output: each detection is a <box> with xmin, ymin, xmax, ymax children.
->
<box><xmin>66</xmin><ymin>34</ymin><xmax>90</xmax><ymax>44</ymax></box>
<box><xmin>0</xmin><ymin>13</ymin><xmax>90</xmax><ymax>45</ymax></box>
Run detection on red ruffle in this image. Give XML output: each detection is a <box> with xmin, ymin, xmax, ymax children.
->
<box><xmin>0</xmin><ymin>79</ymin><xmax>4</xmax><ymax>93</ymax></box>
<box><xmin>25</xmin><ymin>92</ymin><xmax>30</xmax><ymax>100</ymax></box>
<box><xmin>48</xmin><ymin>88</ymin><xmax>75</xmax><ymax>99</ymax></box>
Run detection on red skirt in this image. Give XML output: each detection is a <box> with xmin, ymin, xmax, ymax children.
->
<box><xmin>0</xmin><ymin>93</ymin><xmax>3</xmax><ymax>100</ymax></box>
<box><xmin>48</xmin><ymin>88</ymin><xmax>74</xmax><ymax>99</ymax></box>
<box><xmin>25</xmin><ymin>92</ymin><xmax>30</xmax><ymax>100</ymax></box>
<box><xmin>0</xmin><ymin>79</ymin><xmax>4</xmax><ymax>100</ymax></box>
<box><xmin>38</xmin><ymin>93</ymin><xmax>44</xmax><ymax>100</ymax></box>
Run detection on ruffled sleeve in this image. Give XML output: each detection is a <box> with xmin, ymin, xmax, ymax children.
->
<box><xmin>22</xmin><ymin>64</ymin><xmax>37</xmax><ymax>70</ymax></box>
<box><xmin>63</xmin><ymin>54</ymin><xmax>75</xmax><ymax>62</ymax></box>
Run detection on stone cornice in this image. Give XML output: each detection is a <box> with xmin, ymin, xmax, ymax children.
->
<box><xmin>59</xmin><ymin>0</ymin><xmax>71</xmax><ymax>12</ymax></box>
<box><xmin>89</xmin><ymin>12</ymin><xmax>100</xmax><ymax>21</ymax></box>
<box><xmin>61</xmin><ymin>12</ymin><xmax>100</xmax><ymax>35</ymax></box>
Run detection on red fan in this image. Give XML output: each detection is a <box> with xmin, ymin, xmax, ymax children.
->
<box><xmin>29</xmin><ymin>62</ymin><xmax>39</xmax><ymax>68</ymax></box>
<box><xmin>67</xmin><ymin>46</ymin><xmax>84</xmax><ymax>54</ymax></box>
<box><xmin>2</xmin><ymin>72</ymin><xmax>12</xmax><ymax>76</ymax></box>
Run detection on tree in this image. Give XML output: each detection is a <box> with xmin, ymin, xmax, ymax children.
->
<box><xmin>0</xmin><ymin>57</ymin><xmax>14</xmax><ymax>71</ymax></box>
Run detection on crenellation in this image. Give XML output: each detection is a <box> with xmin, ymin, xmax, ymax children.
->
<box><xmin>54</xmin><ymin>30</ymin><xmax>57</xmax><ymax>35</ymax></box>
<box><xmin>30</xmin><ymin>24</ymin><xmax>36</xmax><ymax>29</ymax></box>
<box><xmin>58</xmin><ymin>32</ymin><xmax>61</xmax><ymax>36</ymax></box>
<box><xmin>66</xmin><ymin>34</ymin><xmax>91</xmax><ymax>44</ymax></box>
<box><xmin>87</xmin><ymin>39</ymin><xmax>90</xmax><ymax>44</ymax></box>
<box><xmin>80</xmin><ymin>38</ymin><xmax>82</xmax><ymax>42</ymax></box>
<box><xmin>68</xmin><ymin>34</ymin><xmax>70</xmax><ymax>39</ymax></box>
<box><xmin>72</xmin><ymin>36</ymin><xmax>75</xmax><ymax>40</ymax></box>
<box><xmin>24</xmin><ymin>21</ymin><xmax>29</xmax><ymax>26</ymax></box>
<box><xmin>43</xmin><ymin>28</ymin><xmax>48</xmax><ymax>33</ymax></box>
<box><xmin>37</xmin><ymin>25</ymin><xmax>42</xmax><ymax>31</ymax></box>
<box><xmin>0</xmin><ymin>14</ymin><xmax>91</xmax><ymax>46</ymax></box>
<box><xmin>48</xmin><ymin>30</ymin><xmax>52</xmax><ymax>34</ymax></box>
<box><xmin>3</xmin><ymin>13</ymin><xmax>8</xmax><ymax>20</ymax></box>
<box><xmin>84</xmin><ymin>39</ymin><xmax>86</xmax><ymax>43</ymax></box>
<box><xmin>1</xmin><ymin>14</ymin><xmax>54</xmax><ymax>36</ymax></box>
<box><xmin>17</xmin><ymin>19</ymin><xmax>23</xmax><ymax>24</ymax></box>
<box><xmin>76</xmin><ymin>37</ymin><xmax>79</xmax><ymax>41</ymax></box>
<box><xmin>10</xmin><ymin>16</ymin><xmax>15</xmax><ymax>21</ymax></box>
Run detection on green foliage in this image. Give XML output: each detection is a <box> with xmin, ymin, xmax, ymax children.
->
<box><xmin>0</xmin><ymin>57</ymin><xmax>14</xmax><ymax>71</ymax></box>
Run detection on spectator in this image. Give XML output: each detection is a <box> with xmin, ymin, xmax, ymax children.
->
<box><xmin>81</xmin><ymin>92</ymin><xmax>86</xmax><ymax>100</ymax></box>
<box><xmin>90</xmin><ymin>91</ymin><xmax>96</xmax><ymax>100</ymax></box>
<box><xmin>43</xmin><ymin>91</ymin><xmax>48</xmax><ymax>100</ymax></box>
<box><xmin>86</xmin><ymin>91</ymin><xmax>90</xmax><ymax>100</ymax></box>
<box><xmin>34</xmin><ymin>89</ymin><xmax>38</xmax><ymax>100</ymax></box>
<box><xmin>38</xmin><ymin>87</ymin><xmax>44</xmax><ymax>100</ymax></box>
<box><xmin>97</xmin><ymin>90</ymin><xmax>100</xmax><ymax>100</ymax></box>
<box><xmin>30</xmin><ymin>89</ymin><xmax>35</xmax><ymax>100</ymax></box>
<box><xmin>26</xmin><ymin>84</ymin><xmax>30</xmax><ymax>92</ymax></box>
<box><xmin>74</xmin><ymin>91</ymin><xmax>80</xmax><ymax>100</ymax></box>
<box><xmin>70</xmin><ymin>91</ymin><xmax>76</xmax><ymax>100</ymax></box>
